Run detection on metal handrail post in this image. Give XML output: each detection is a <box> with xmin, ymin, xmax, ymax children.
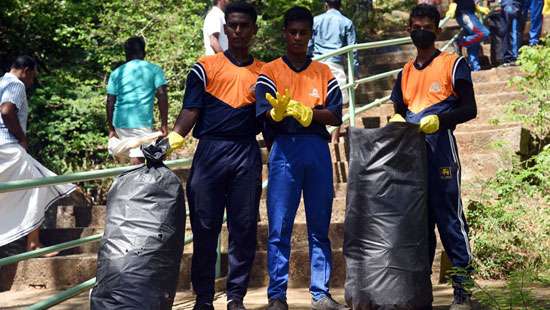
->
<box><xmin>347</xmin><ymin>50</ymin><xmax>356</xmax><ymax>127</ymax></box>
<box><xmin>215</xmin><ymin>235</ymin><xmax>222</xmax><ymax>278</ymax></box>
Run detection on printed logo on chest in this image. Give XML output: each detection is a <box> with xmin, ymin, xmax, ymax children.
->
<box><xmin>429</xmin><ymin>81</ymin><xmax>441</xmax><ymax>93</ymax></box>
<box><xmin>309</xmin><ymin>88</ymin><xmax>320</xmax><ymax>98</ymax></box>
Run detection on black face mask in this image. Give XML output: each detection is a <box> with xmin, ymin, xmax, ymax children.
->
<box><xmin>410</xmin><ymin>29</ymin><xmax>436</xmax><ymax>49</ymax></box>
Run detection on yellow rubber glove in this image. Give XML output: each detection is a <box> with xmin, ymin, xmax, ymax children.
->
<box><xmin>388</xmin><ymin>114</ymin><xmax>406</xmax><ymax>123</ymax></box>
<box><xmin>475</xmin><ymin>5</ymin><xmax>490</xmax><ymax>15</ymax></box>
<box><xmin>266</xmin><ymin>89</ymin><xmax>291</xmax><ymax>122</ymax></box>
<box><xmin>446</xmin><ymin>2</ymin><xmax>457</xmax><ymax>19</ymax></box>
<box><xmin>286</xmin><ymin>100</ymin><xmax>313</xmax><ymax>127</ymax></box>
<box><xmin>167</xmin><ymin>131</ymin><xmax>185</xmax><ymax>150</ymax></box>
<box><xmin>419</xmin><ymin>115</ymin><xmax>440</xmax><ymax>134</ymax></box>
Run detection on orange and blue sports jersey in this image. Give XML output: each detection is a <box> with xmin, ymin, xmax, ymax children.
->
<box><xmin>390</xmin><ymin>51</ymin><xmax>472</xmax><ymax>127</ymax></box>
<box><xmin>255</xmin><ymin>56</ymin><xmax>343</xmax><ymax>140</ymax></box>
<box><xmin>182</xmin><ymin>51</ymin><xmax>264</xmax><ymax>139</ymax></box>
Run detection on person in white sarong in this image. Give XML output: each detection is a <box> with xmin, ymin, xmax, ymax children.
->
<box><xmin>0</xmin><ymin>56</ymin><xmax>76</xmax><ymax>252</ymax></box>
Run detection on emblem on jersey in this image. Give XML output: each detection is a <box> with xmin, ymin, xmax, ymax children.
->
<box><xmin>430</xmin><ymin>82</ymin><xmax>441</xmax><ymax>93</ymax></box>
<box><xmin>309</xmin><ymin>88</ymin><xmax>320</xmax><ymax>98</ymax></box>
<box><xmin>440</xmin><ymin>167</ymin><xmax>452</xmax><ymax>179</ymax></box>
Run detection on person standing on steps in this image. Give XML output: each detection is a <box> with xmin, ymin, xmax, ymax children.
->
<box><xmin>106</xmin><ymin>36</ymin><xmax>169</xmax><ymax>165</ymax></box>
<box><xmin>0</xmin><ymin>56</ymin><xmax>76</xmax><ymax>255</ymax></box>
<box><xmin>446</xmin><ymin>0</ymin><xmax>491</xmax><ymax>71</ymax></box>
<box><xmin>390</xmin><ymin>4</ymin><xmax>478</xmax><ymax>310</ymax></box>
<box><xmin>204</xmin><ymin>0</ymin><xmax>230</xmax><ymax>55</ymax></box>
<box><xmin>256</xmin><ymin>6</ymin><xmax>346</xmax><ymax>310</ymax></box>
<box><xmin>308</xmin><ymin>0</ymin><xmax>358</xmax><ymax>142</ymax></box>
<box><xmin>521</xmin><ymin>0</ymin><xmax>544</xmax><ymax>46</ymax></box>
<box><xmin>500</xmin><ymin>0</ymin><xmax>523</xmax><ymax>66</ymax></box>
<box><xmin>165</xmin><ymin>3</ymin><xmax>263</xmax><ymax>310</ymax></box>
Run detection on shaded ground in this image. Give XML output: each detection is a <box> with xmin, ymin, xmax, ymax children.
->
<box><xmin>0</xmin><ymin>282</ymin><xmax>548</xmax><ymax>309</ymax></box>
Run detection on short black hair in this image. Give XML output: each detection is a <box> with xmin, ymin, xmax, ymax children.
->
<box><xmin>11</xmin><ymin>56</ymin><xmax>37</xmax><ymax>71</ymax></box>
<box><xmin>124</xmin><ymin>36</ymin><xmax>146</xmax><ymax>59</ymax></box>
<box><xmin>225</xmin><ymin>1</ymin><xmax>258</xmax><ymax>23</ymax></box>
<box><xmin>284</xmin><ymin>6</ymin><xmax>314</xmax><ymax>29</ymax></box>
<box><xmin>326</xmin><ymin>0</ymin><xmax>341</xmax><ymax>8</ymax></box>
<box><xmin>409</xmin><ymin>4</ymin><xmax>441</xmax><ymax>27</ymax></box>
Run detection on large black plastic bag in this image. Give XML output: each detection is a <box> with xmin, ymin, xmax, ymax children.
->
<box><xmin>90</xmin><ymin>143</ymin><xmax>186</xmax><ymax>309</ymax></box>
<box><xmin>344</xmin><ymin>124</ymin><xmax>432</xmax><ymax>309</ymax></box>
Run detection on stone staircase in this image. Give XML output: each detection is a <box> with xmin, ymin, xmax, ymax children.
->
<box><xmin>0</xmin><ymin>40</ymin><xmax>531</xmax><ymax>308</ymax></box>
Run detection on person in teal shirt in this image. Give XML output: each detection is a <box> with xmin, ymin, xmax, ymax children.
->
<box><xmin>106</xmin><ymin>36</ymin><xmax>168</xmax><ymax>164</ymax></box>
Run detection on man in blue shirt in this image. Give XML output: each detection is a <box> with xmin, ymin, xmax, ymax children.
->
<box><xmin>309</xmin><ymin>0</ymin><xmax>358</xmax><ymax>107</ymax></box>
<box><xmin>106</xmin><ymin>37</ymin><xmax>168</xmax><ymax>164</ymax></box>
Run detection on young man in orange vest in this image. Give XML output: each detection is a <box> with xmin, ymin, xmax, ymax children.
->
<box><xmin>166</xmin><ymin>2</ymin><xmax>263</xmax><ymax>309</ymax></box>
<box><xmin>390</xmin><ymin>4</ymin><xmax>478</xmax><ymax>310</ymax></box>
<box><xmin>255</xmin><ymin>6</ymin><xmax>346</xmax><ymax>310</ymax></box>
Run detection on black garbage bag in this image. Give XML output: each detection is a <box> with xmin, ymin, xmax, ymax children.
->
<box><xmin>344</xmin><ymin>124</ymin><xmax>432</xmax><ymax>309</ymax></box>
<box><xmin>90</xmin><ymin>142</ymin><xmax>186</xmax><ymax>309</ymax></box>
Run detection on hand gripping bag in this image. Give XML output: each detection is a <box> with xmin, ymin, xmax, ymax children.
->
<box><xmin>344</xmin><ymin>124</ymin><xmax>432</xmax><ymax>309</ymax></box>
<box><xmin>90</xmin><ymin>143</ymin><xmax>186</xmax><ymax>309</ymax></box>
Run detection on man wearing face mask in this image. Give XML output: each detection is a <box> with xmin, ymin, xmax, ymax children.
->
<box><xmin>390</xmin><ymin>4</ymin><xmax>478</xmax><ymax>310</ymax></box>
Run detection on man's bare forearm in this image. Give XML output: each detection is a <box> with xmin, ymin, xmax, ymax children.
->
<box><xmin>0</xmin><ymin>103</ymin><xmax>26</xmax><ymax>143</ymax></box>
<box><xmin>313</xmin><ymin>109</ymin><xmax>341</xmax><ymax>126</ymax></box>
<box><xmin>106</xmin><ymin>95</ymin><xmax>116</xmax><ymax>131</ymax></box>
<box><xmin>173</xmin><ymin>108</ymin><xmax>200</xmax><ymax>137</ymax></box>
<box><xmin>209</xmin><ymin>34</ymin><xmax>224</xmax><ymax>53</ymax></box>
<box><xmin>156</xmin><ymin>86</ymin><xmax>169</xmax><ymax>126</ymax></box>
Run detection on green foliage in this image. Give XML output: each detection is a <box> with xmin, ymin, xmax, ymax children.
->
<box><xmin>0</xmin><ymin>0</ymin><xmax>424</xmax><ymax>203</ymax></box>
<box><xmin>509</xmin><ymin>37</ymin><xmax>550</xmax><ymax>147</ymax></box>
<box><xmin>467</xmin><ymin>147</ymin><xmax>550</xmax><ymax>279</ymax></box>
<box><xmin>473</xmin><ymin>269</ymin><xmax>550</xmax><ymax>309</ymax></box>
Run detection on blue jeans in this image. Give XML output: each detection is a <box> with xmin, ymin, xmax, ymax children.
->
<box><xmin>522</xmin><ymin>0</ymin><xmax>544</xmax><ymax>45</ymax></box>
<box><xmin>456</xmin><ymin>12</ymin><xmax>491</xmax><ymax>71</ymax></box>
<box><xmin>502</xmin><ymin>1</ymin><xmax>523</xmax><ymax>62</ymax></box>
<box><xmin>266</xmin><ymin>135</ymin><xmax>334</xmax><ymax>301</ymax></box>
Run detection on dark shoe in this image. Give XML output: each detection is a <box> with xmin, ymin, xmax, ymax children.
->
<box><xmin>227</xmin><ymin>299</ymin><xmax>246</xmax><ymax>310</ymax></box>
<box><xmin>449</xmin><ymin>288</ymin><xmax>472</xmax><ymax>310</ymax></box>
<box><xmin>193</xmin><ymin>303</ymin><xmax>215</xmax><ymax>310</ymax></box>
<box><xmin>501</xmin><ymin>61</ymin><xmax>517</xmax><ymax>67</ymax></box>
<box><xmin>267</xmin><ymin>298</ymin><xmax>288</xmax><ymax>310</ymax></box>
<box><xmin>311</xmin><ymin>296</ymin><xmax>349</xmax><ymax>310</ymax></box>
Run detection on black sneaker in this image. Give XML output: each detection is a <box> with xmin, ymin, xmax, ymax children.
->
<box><xmin>193</xmin><ymin>303</ymin><xmax>215</xmax><ymax>310</ymax></box>
<box><xmin>267</xmin><ymin>298</ymin><xmax>288</xmax><ymax>310</ymax></box>
<box><xmin>449</xmin><ymin>288</ymin><xmax>472</xmax><ymax>310</ymax></box>
<box><xmin>227</xmin><ymin>299</ymin><xmax>246</xmax><ymax>310</ymax></box>
<box><xmin>311</xmin><ymin>296</ymin><xmax>349</xmax><ymax>310</ymax></box>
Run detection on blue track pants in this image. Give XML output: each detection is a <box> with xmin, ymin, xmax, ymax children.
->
<box><xmin>187</xmin><ymin>139</ymin><xmax>261</xmax><ymax>304</ymax></box>
<box><xmin>266</xmin><ymin>135</ymin><xmax>334</xmax><ymax>301</ymax></box>
<box><xmin>425</xmin><ymin>130</ymin><xmax>472</xmax><ymax>285</ymax></box>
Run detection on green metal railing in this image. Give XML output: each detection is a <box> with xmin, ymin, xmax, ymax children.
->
<box><xmin>0</xmin><ymin>15</ymin><xmax>459</xmax><ymax>309</ymax></box>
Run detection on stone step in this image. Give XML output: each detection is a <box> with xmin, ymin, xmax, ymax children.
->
<box><xmin>0</xmin><ymin>253</ymin><xmax>195</xmax><ymax>291</ymax></box>
<box><xmin>455</xmin><ymin>124</ymin><xmax>531</xmax><ymax>157</ymax></box>
<box><xmin>39</xmin><ymin>228</ymin><xmax>103</xmax><ymax>255</ymax></box>
<box><xmin>473</xmin><ymin>81</ymin><xmax>515</xmax><ymax>95</ymax></box>
<box><xmin>471</xmin><ymin>66</ymin><xmax>522</xmax><ymax>83</ymax></box>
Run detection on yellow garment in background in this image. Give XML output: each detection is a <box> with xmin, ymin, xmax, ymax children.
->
<box><xmin>544</xmin><ymin>0</ymin><xmax>550</xmax><ymax>15</ymax></box>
